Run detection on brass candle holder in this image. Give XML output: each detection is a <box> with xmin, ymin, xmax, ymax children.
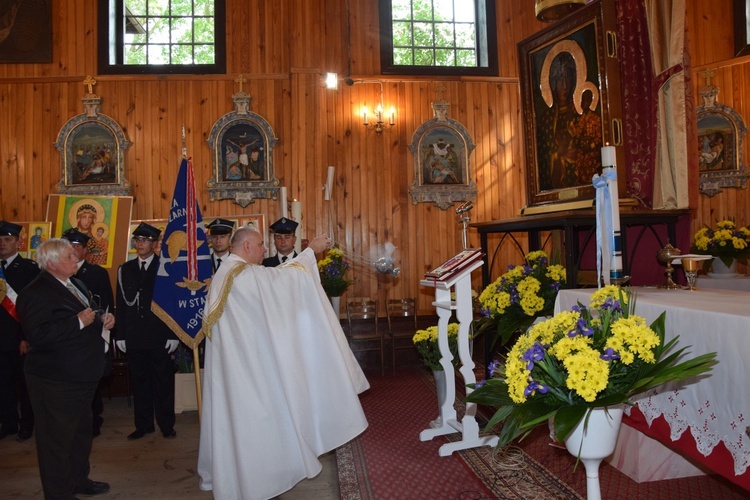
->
<box><xmin>657</xmin><ymin>242</ymin><xmax>682</xmax><ymax>289</ymax></box>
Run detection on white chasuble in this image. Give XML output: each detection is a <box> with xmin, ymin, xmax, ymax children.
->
<box><xmin>197</xmin><ymin>250</ymin><xmax>369</xmax><ymax>500</ymax></box>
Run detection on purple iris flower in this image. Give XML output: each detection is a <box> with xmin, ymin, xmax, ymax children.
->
<box><xmin>522</xmin><ymin>342</ymin><xmax>546</xmax><ymax>370</ymax></box>
<box><xmin>572</xmin><ymin>304</ymin><xmax>586</xmax><ymax>313</ymax></box>
<box><xmin>575</xmin><ymin>317</ymin><xmax>594</xmax><ymax>336</ymax></box>
<box><xmin>524</xmin><ymin>380</ymin><xmax>549</xmax><ymax>397</ymax></box>
<box><xmin>600</xmin><ymin>347</ymin><xmax>620</xmax><ymax>361</ymax></box>
<box><xmin>551</xmin><ymin>282</ymin><xmax>561</xmax><ymax>292</ymax></box>
<box><xmin>475</xmin><ymin>379</ymin><xmax>487</xmax><ymax>389</ymax></box>
<box><xmin>488</xmin><ymin>359</ymin><xmax>502</xmax><ymax>378</ymax></box>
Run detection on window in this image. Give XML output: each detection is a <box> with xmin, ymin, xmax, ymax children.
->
<box><xmin>98</xmin><ymin>0</ymin><xmax>226</xmax><ymax>75</ymax></box>
<box><xmin>379</xmin><ymin>0</ymin><xmax>497</xmax><ymax>76</ymax></box>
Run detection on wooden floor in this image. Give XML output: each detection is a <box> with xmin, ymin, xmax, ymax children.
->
<box><xmin>0</xmin><ymin>397</ymin><xmax>339</xmax><ymax>499</ymax></box>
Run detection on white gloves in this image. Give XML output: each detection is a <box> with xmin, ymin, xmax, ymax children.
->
<box><xmin>165</xmin><ymin>339</ymin><xmax>180</xmax><ymax>354</ymax></box>
<box><xmin>116</xmin><ymin>340</ymin><xmax>127</xmax><ymax>353</ymax></box>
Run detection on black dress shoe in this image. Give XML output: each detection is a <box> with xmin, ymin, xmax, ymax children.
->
<box><xmin>74</xmin><ymin>480</ymin><xmax>110</xmax><ymax>496</ymax></box>
<box><xmin>16</xmin><ymin>429</ymin><xmax>32</xmax><ymax>442</ymax></box>
<box><xmin>0</xmin><ymin>426</ymin><xmax>18</xmax><ymax>440</ymax></box>
<box><xmin>162</xmin><ymin>429</ymin><xmax>176</xmax><ymax>439</ymax></box>
<box><xmin>126</xmin><ymin>428</ymin><xmax>154</xmax><ymax>440</ymax></box>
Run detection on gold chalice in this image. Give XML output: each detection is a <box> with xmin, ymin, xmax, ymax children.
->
<box><xmin>682</xmin><ymin>257</ymin><xmax>700</xmax><ymax>291</ymax></box>
<box><xmin>657</xmin><ymin>242</ymin><xmax>682</xmax><ymax>289</ymax></box>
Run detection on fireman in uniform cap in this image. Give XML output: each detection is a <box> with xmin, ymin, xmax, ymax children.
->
<box><xmin>262</xmin><ymin>217</ymin><xmax>299</xmax><ymax>267</ymax></box>
<box><xmin>0</xmin><ymin>221</ymin><xmax>39</xmax><ymax>441</ymax></box>
<box><xmin>115</xmin><ymin>222</ymin><xmax>179</xmax><ymax>440</ymax></box>
<box><xmin>206</xmin><ymin>218</ymin><xmax>235</xmax><ymax>273</ymax></box>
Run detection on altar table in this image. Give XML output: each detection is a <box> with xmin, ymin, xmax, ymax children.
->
<box><xmin>697</xmin><ymin>274</ymin><xmax>750</xmax><ymax>292</ymax></box>
<box><xmin>555</xmin><ymin>287</ymin><xmax>750</xmax><ymax>490</ymax></box>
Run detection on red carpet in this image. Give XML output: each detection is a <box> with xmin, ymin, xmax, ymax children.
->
<box><xmin>337</xmin><ymin>368</ymin><xmax>578</xmax><ymax>499</ymax></box>
<box><xmin>339</xmin><ymin>367</ymin><xmax>749</xmax><ymax>499</ymax></box>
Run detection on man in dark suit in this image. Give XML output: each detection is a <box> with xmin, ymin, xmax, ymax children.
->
<box><xmin>16</xmin><ymin>238</ymin><xmax>115</xmax><ymax>498</ymax></box>
<box><xmin>0</xmin><ymin>220</ymin><xmax>39</xmax><ymax>442</ymax></box>
<box><xmin>262</xmin><ymin>217</ymin><xmax>299</xmax><ymax>267</ymax></box>
<box><xmin>116</xmin><ymin>222</ymin><xmax>179</xmax><ymax>440</ymax></box>
<box><xmin>62</xmin><ymin>228</ymin><xmax>115</xmax><ymax>437</ymax></box>
<box><xmin>207</xmin><ymin>218</ymin><xmax>234</xmax><ymax>272</ymax></box>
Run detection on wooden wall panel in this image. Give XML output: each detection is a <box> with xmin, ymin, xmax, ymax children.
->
<box><xmin>2</xmin><ymin>1</ymin><xmax>745</xmax><ymax>312</ymax></box>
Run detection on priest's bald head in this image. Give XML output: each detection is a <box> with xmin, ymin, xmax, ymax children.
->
<box><xmin>231</xmin><ymin>226</ymin><xmax>266</xmax><ymax>265</ymax></box>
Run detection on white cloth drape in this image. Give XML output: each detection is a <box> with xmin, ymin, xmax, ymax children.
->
<box><xmin>197</xmin><ymin>250</ymin><xmax>369</xmax><ymax>500</ymax></box>
<box><xmin>645</xmin><ymin>0</ymin><xmax>690</xmax><ymax>209</ymax></box>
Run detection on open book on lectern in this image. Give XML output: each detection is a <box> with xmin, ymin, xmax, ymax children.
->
<box><xmin>424</xmin><ymin>248</ymin><xmax>484</xmax><ymax>282</ymax></box>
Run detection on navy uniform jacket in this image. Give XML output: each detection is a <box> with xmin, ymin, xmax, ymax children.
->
<box><xmin>116</xmin><ymin>255</ymin><xmax>174</xmax><ymax>350</ymax></box>
<box><xmin>262</xmin><ymin>251</ymin><xmax>297</xmax><ymax>268</ymax></box>
<box><xmin>16</xmin><ymin>272</ymin><xmax>105</xmax><ymax>383</ymax></box>
<box><xmin>75</xmin><ymin>261</ymin><xmax>114</xmax><ymax>312</ymax></box>
<box><xmin>0</xmin><ymin>255</ymin><xmax>39</xmax><ymax>351</ymax></box>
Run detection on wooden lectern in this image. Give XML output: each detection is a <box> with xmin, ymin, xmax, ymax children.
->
<box><xmin>419</xmin><ymin>256</ymin><xmax>498</xmax><ymax>456</ymax></box>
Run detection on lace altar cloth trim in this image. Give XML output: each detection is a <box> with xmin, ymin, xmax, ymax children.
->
<box><xmin>628</xmin><ymin>389</ymin><xmax>749</xmax><ymax>476</ymax></box>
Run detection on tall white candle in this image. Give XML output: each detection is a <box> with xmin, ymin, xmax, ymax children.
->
<box><xmin>324</xmin><ymin>166</ymin><xmax>335</xmax><ymax>201</ymax></box>
<box><xmin>291</xmin><ymin>199</ymin><xmax>302</xmax><ymax>253</ymax></box>
<box><xmin>601</xmin><ymin>146</ymin><xmax>623</xmax><ymax>280</ymax></box>
<box><xmin>279</xmin><ymin>187</ymin><xmax>288</xmax><ymax>218</ymax></box>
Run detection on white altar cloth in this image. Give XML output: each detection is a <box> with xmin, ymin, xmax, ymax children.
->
<box><xmin>697</xmin><ymin>274</ymin><xmax>750</xmax><ymax>292</ymax></box>
<box><xmin>555</xmin><ymin>287</ymin><xmax>750</xmax><ymax>480</ymax></box>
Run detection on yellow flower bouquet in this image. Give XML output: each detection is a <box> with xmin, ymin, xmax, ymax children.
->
<box><xmin>412</xmin><ymin>324</ymin><xmax>460</xmax><ymax>371</ymax></box>
<box><xmin>474</xmin><ymin>251</ymin><xmax>566</xmax><ymax>349</ymax></box>
<box><xmin>317</xmin><ymin>244</ymin><xmax>352</xmax><ymax>296</ymax></box>
<box><xmin>691</xmin><ymin>218</ymin><xmax>750</xmax><ymax>268</ymax></box>
<box><xmin>467</xmin><ymin>286</ymin><xmax>717</xmax><ymax>446</ymax></box>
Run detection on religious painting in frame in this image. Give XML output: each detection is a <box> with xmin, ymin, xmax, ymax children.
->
<box><xmin>696</xmin><ymin>82</ymin><xmax>749</xmax><ymax>196</ymax></box>
<box><xmin>46</xmin><ymin>194</ymin><xmax>133</xmax><ymax>290</ymax></box>
<box><xmin>408</xmin><ymin>99</ymin><xmax>477</xmax><ymax>210</ymax></box>
<box><xmin>54</xmin><ymin>90</ymin><xmax>131</xmax><ymax>196</ymax></box>
<box><xmin>207</xmin><ymin>87</ymin><xmax>280</xmax><ymax>207</ymax></box>
<box><xmin>518</xmin><ymin>0</ymin><xmax>625</xmax><ymax>211</ymax></box>
<box><xmin>16</xmin><ymin>221</ymin><xmax>52</xmax><ymax>260</ymax></box>
<box><xmin>0</xmin><ymin>0</ymin><xmax>52</xmax><ymax>63</ymax></box>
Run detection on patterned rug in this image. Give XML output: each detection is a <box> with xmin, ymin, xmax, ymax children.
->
<box><xmin>338</xmin><ymin>367</ymin><xmax>749</xmax><ymax>499</ymax></box>
<box><xmin>336</xmin><ymin>368</ymin><xmax>580</xmax><ymax>499</ymax></box>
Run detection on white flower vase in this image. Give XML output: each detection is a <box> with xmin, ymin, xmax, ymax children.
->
<box><xmin>431</xmin><ymin>369</ymin><xmax>447</xmax><ymax>427</ymax></box>
<box><xmin>564</xmin><ymin>406</ymin><xmax>624</xmax><ymax>500</ymax></box>
<box><xmin>711</xmin><ymin>257</ymin><xmax>737</xmax><ymax>275</ymax></box>
<box><xmin>330</xmin><ymin>296</ymin><xmax>341</xmax><ymax>318</ymax></box>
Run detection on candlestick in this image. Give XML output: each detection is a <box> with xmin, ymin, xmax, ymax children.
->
<box><xmin>389</xmin><ymin>107</ymin><xmax>395</xmax><ymax>126</ymax></box>
<box><xmin>291</xmin><ymin>199</ymin><xmax>302</xmax><ymax>253</ymax></box>
<box><xmin>324</xmin><ymin>166</ymin><xmax>335</xmax><ymax>201</ymax></box>
<box><xmin>601</xmin><ymin>146</ymin><xmax>622</xmax><ymax>281</ymax></box>
<box><xmin>601</xmin><ymin>146</ymin><xmax>616</xmax><ymax>167</ymax></box>
<box><xmin>362</xmin><ymin>107</ymin><xmax>368</xmax><ymax>125</ymax></box>
<box><xmin>279</xmin><ymin>187</ymin><xmax>288</xmax><ymax>218</ymax></box>
<box><xmin>376</xmin><ymin>103</ymin><xmax>383</xmax><ymax>123</ymax></box>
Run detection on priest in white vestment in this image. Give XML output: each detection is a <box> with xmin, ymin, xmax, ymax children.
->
<box><xmin>197</xmin><ymin>226</ymin><xmax>369</xmax><ymax>500</ymax></box>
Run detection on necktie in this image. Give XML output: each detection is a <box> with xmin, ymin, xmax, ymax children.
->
<box><xmin>141</xmin><ymin>261</ymin><xmax>147</xmax><ymax>272</ymax></box>
<box><xmin>281</xmin><ymin>256</ymin><xmax>287</xmax><ymax>263</ymax></box>
<box><xmin>216</xmin><ymin>258</ymin><xmax>222</xmax><ymax>270</ymax></box>
<box><xmin>66</xmin><ymin>282</ymin><xmax>87</xmax><ymax>306</ymax></box>
<box><xmin>0</xmin><ymin>260</ymin><xmax>6</xmax><ymax>271</ymax></box>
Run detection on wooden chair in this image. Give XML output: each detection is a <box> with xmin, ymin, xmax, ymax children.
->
<box><xmin>345</xmin><ymin>297</ymin><xmax>384</xmax><ymax>375</ymax></box>
<box><xmin>386</xmin><ymin>297</ymin><xmax>418</xmax><ymax>375</ymax></box>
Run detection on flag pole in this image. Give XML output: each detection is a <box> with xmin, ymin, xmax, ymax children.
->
<box><xmin>193</xmin><ymin>346</ymin><xmax>203</xmax><ymax>424</ymax></box>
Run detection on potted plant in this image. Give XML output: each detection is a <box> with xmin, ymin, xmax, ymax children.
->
<box><xmin>317</xmin><ymin>244</ymin><xmax>352</xmax><ymax>316</ymax></box>
<box><xmin>474</xmin><ymin>250</ymin><xmax>566</xmax><ymax>349</ymax></box>
<box><xmin>467</xmin><ymin>286</ymin><xmax>717</xmax><ymax>499</ymax></box>
<box><xmin>690</xmin><ymin>218</ymin><xmax>750</xmax><ymax>274</ymax></box>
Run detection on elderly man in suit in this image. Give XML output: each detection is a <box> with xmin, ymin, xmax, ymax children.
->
<box><xmin>62</xmin><ymin>228</ymin><xmax>115</xmax><ymax>437</ymax></box>
<box><xmin>115</xmin><ymin>222</ymin><xmax>179</xmax><ymax>440</ymax></box>
<box><xmin>262</xmin><ymin>217</ymin><xmax>298</xmax><ymax>267</ymax></box>
<box><xmin>0</xmin><ymin>220</ymin><xmax>39</xmax><ymax>442</ymax></box>
<box><xmin>16</xmin><ymin>238</ymin><xmax>115</xmax><ymax>498</ymax></box>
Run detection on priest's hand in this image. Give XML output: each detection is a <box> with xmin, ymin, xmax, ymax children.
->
<box><xmin>309</xmin><ymin>235</ymin><xmax>332</xmax><ymax>254</ymax></box>
<box><xmin>116</xmin><ymin>340</ymin><xmax>127</xmax><ymax>353</ymax></box>
<box><xmin>165</xmin><ymin>339</ymin><xmax>179</xmax><ymax>354</ymax></box>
